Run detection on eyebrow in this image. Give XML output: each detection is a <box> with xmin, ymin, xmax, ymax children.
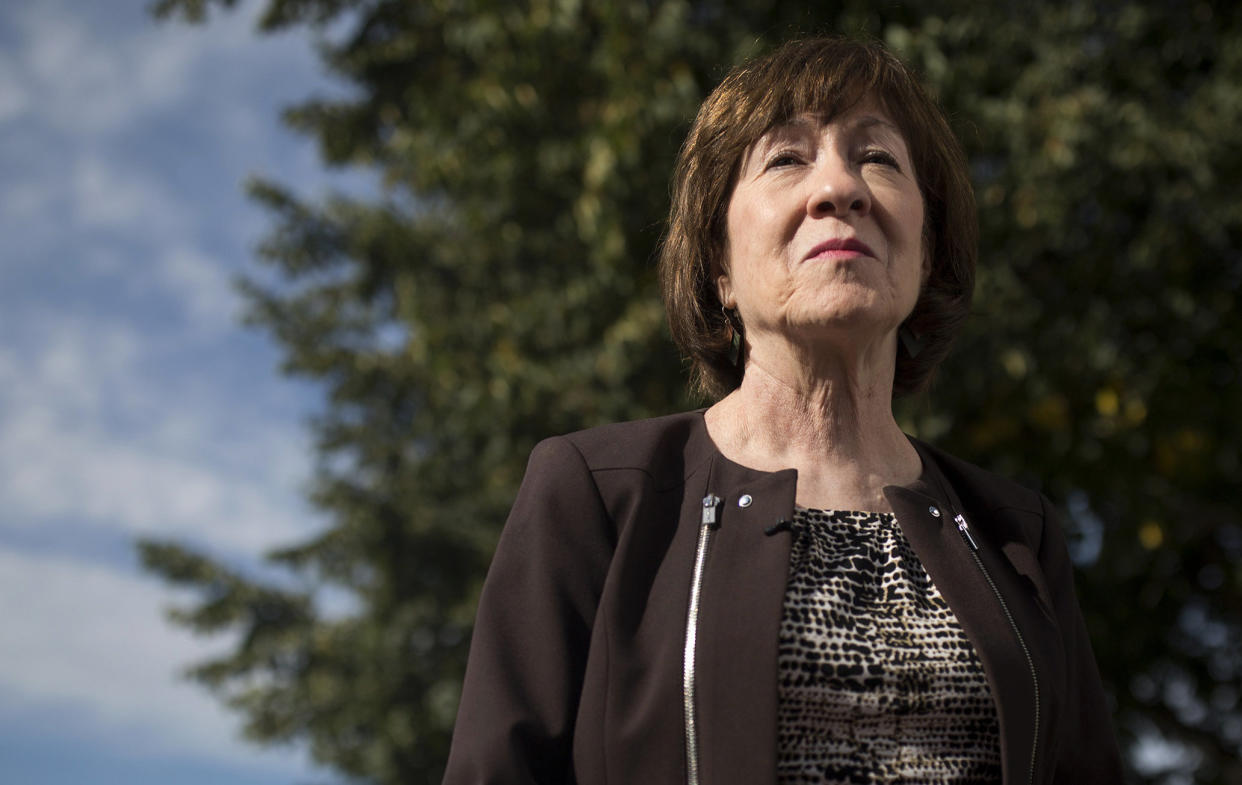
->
<box><xmin>743</xmin><ymin>113</ymin><xmax>907</xmax><ymax>170</ymax></box>
<box><xmin>849</xmin><ymin>115</ymin><xmax>903</xmax><ymax>137</ymax></box>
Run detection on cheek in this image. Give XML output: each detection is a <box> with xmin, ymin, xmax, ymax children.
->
<box><xmin>893</xmin><ymin>196</ymin><xmax>927</xmax><ymax>285</ymax></box>
<box><xmin>723</xmin><ymin>201</ymin><xmax>766</xmax><ymax>289</ymax></box>
<box><xmin>903</xmin><ymin>195</ymin><xmax>926</xmax><ymax>250</ymax></box>
<box><xmin>885</xmin><ymin>193</ymin><xmax>927</xmax><ymax>304</ymax></box>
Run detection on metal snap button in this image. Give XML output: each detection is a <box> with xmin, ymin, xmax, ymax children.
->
<box><xmin>738</xmin><ymin>494</ymin><xmax>753</xmax><ymax>508</ymax></box>
<box><xmin>928</xmin><ymin>505</ymin><xmax>941</xmax><ymax>518</ymax></box>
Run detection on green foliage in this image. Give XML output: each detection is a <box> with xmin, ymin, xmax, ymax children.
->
<box><xmin>140</xmin><ymin>1</ymin><xmax>1242</xmax><ymax>782</ymax></box>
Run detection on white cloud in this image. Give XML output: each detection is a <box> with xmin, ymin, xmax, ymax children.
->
<box><xmin>2</xmin><ymin>0</ymin><xmax>334</xmax><ymax>141</ymax></box>
<box><xmin>157</xmin><ymin>246</ymin><xmax>242</xmax><ymax>329</ymax></box>
<box><xmin>7</xmin><ymin>0</ymin><xmax>250</xmax><ymax>136</ymax></box>
<box><xmin>0</xmin><ymin>52</ymin><xmax>29</xmax><ymax>123</ymax></box>
<box><xmin>0</xmin><ymin>546</ymin><xmax>314</xmax><ymax>772</ymax></box>
<box><xmin>0</xmin><ymin>170</ymin><xmax>56</xmax><ymax>225</ymax></box>
<box><xmin>32</xmin><ymin>317</ymin><xmax>142</xmax><ymax>415</ymax></box>
<box><xmin>17</xmin><ymin>7</ymin><xmax>154</xmax><ymax>134</ymax></box>
<box><xmin>0</xmin><ymin>0</ymin><xmax>364</xmax><ymax>332</ymax></box>
<box><xmin>1</xmin><ymin>150</ymin><xmax>239</xmax><ymax>336</ymax></box>
<box><xmin>0</xmin><ymin>316</ymin><xmax>316</xmax><ymax>555</ymax></box>
<box><xmin>0</xmin><ymin>150</ymin><xmax>193</xmax><ymax>264</ymax></box>
<box><xmin>70</xmin><ymin>155</ymin><xmax>190</xmax><ymax>234</ymax></box>
<box><xmin>0</xmin><ymin>416</ymin><xmax>309</xmax><ymax>553</ymax></box>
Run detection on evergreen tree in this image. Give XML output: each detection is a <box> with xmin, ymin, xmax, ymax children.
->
<box><xmin>141</xmin><ymin>1</ymin><xmax>1242</xmax><ymax>782</ymax></box>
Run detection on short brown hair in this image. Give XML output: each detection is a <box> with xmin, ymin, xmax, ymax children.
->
<box><xmin>659</xmin><ymin>36</ymin><xmax>977</xmax><ymax>399</ymax></box>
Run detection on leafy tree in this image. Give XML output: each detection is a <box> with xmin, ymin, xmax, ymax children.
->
<box><xmin>141</xmin><ymin>1</ymin><xmax>1242</xmax><ymax>782</ymax></box>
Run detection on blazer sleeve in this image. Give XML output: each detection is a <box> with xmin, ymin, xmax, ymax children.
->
<box><xmin>443</xmin><ymin>436</ymin><xmax>614</xmax><ymax>785</ymax></box>
<box><xmin>1038</xmin><ymin>494</ymin><xmax>1127</xmax><ymax>783</ymax></box>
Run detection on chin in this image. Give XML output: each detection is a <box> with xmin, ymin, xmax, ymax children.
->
<box><xmin>793</xmin><ymin>298</ymin><xmax>895</xmax><ymax>327</ymax></box>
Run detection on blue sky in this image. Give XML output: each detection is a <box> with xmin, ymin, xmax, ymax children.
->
<box><xmin>0</xmin><ymin>0</ymin><xmax>369</xmax><ymax>782</ymax></box>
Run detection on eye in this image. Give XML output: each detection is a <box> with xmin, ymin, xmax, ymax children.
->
<box><xmin>861</xmin><ymin>149</ymin><xmax>901</xmax><ymax>169</ymax></box>
<box><xmin>764</xmin><ymin>151</ymin><xmax>805</xmax><ymax>170</ymax></box>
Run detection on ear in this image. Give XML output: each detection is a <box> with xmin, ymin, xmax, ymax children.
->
<box><xmin>716</xmin><ymin>273</ymin><xmax>735</xmax><ymax>310</ymax></box>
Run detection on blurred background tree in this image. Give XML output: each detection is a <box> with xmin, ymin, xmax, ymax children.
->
<box><xmin>138</xmin><ymin>0</ymin><xmax>1242</xmax><ymax>782</ymax></box>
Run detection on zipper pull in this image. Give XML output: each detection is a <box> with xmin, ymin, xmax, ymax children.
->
<box><xmin>954</xmin><ymin>513</ymin><xmax>979</xmax><ymax>551</ymax></box>
<box><xmin>701</xmin><ymin>494</ymin><xmax>722</xmax><ymax>528</ymax></box>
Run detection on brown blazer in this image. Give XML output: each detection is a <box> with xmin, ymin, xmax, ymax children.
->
<box><xmin>444</xmin><ymin>411</ymin><xmax>1124</xmax><ymax>784</ymax></box>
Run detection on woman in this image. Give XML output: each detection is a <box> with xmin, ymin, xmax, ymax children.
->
<box><xmin>444</xmin><ymin>37</ymin><xmax>1123</xmax><ymax>785</ymax></box>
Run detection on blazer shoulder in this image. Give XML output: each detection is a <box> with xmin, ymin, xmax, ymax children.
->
<box><xmin>549</xmin><ymin>410</ymin><xmax>711</xmax><ymax>488</ymax></box>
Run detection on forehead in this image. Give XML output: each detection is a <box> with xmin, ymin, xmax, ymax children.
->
<box><xmin>754</xmin><ymin>105</ymin><xmax>906</xmax><ymax>147</ymax></box>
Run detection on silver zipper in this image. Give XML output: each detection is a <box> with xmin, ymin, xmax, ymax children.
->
<box><xmin>955</xmin><ymin>513</ymin><xmax>1040</xmax><ymax>785</ymax></box>
<box><xmin>683</xmin><ymin>494</ymin><xmax>721</xmax><ymax>785</ymax></box>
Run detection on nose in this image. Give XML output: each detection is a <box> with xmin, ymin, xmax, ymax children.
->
<box><xmin>805</xmin><ymin>158</ymin><xmax>871</xmax><ymax>218</ymax></box>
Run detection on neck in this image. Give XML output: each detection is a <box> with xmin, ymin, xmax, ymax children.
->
<box><xmin>703</xmin><ymin>339</ymin><xmax>921</xmax><ymax>512</ymax></box>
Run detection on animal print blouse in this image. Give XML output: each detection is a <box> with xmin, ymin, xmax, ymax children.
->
<box><xmin>776</xmin><ymin>507</ymin><xmax>1002</xmax><ymax>784</ymax></box>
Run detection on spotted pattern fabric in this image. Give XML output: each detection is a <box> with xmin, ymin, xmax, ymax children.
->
<box><xmin>776</xmin><ymin>507</ymin><xmax>1002</xmax><ymax>785</ymax></box>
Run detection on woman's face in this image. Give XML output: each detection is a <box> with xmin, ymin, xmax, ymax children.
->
<box><xmin>719</xmin><ymin>101</ymin><xmax>926</xmax><ymax>363</ymax></box>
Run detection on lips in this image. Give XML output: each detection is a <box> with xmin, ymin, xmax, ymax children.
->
<box><xmin>803</xmin><ymin>237</ymin><xmax>876</xmax><ymax>261</ymax></box>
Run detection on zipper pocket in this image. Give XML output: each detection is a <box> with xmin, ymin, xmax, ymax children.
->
<box><xmin>955</xmin><ymin>513</ymin><xmax>1040</xmax><ymax>785</ymax></box>
<box><xmin>683</xmin><ymin>494</ymin><xmax>721</xmax><ymax>785</ymax></box>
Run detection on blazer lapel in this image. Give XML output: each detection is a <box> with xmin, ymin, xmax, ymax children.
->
<box><xmin>693</xmin><ymin>453</ymin><xmax>796</xmax><ymax>785</ymax></box>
